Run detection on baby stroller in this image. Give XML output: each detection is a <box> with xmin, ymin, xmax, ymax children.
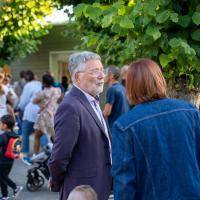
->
<box><xmin>26</xmin><ymin>143</ymin><xmax>53</xmax><ymax>192</ymax></box>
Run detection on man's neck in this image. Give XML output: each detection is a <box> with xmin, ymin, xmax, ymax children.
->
<box><xmin>108</xmin><ymin>79</ymin><xmax>117</xmax><ymax>87</ymax></box>
<box><xmin>74</xmin><ymin>84</ymin><xmax>95</xmax><ymax>97</ymax></box>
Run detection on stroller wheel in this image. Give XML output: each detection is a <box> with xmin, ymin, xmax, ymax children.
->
<box><xmin>26</xmin><ymin>181</ymin><xmax>38</xmax><ymax>192</ymax></box>
<box><xmin>36</xmin><ymin>175</ymin><xmax>45</xmax><ymax>188</ymax></box>
<box><xmin>26</xmin><ymin>176</ymin><xmax>45</xmax><ymax>192</ymax></box>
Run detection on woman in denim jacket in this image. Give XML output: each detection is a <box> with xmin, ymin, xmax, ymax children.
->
<box><xmin>112</xmin><ymin>59</ymin><xmax>200</xmax><ymax>200</ymax></box>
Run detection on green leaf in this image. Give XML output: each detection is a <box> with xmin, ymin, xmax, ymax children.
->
<box><xmin>85</xmin><ymin>5</ymin><xmax>102</xmax><ymax>20</ymax></box>
<box><xmin>87</xmin><ymin>36</ymin><xmax>99</xmax><ymax>47</ymax></box>
<box><xmin>93</xmin><ymin>3</ymin><xmax>101</xmax><ymax>7</ymax></box>
<box><xmin>178</xmin><ymin>15</ymin><xmax>191</xmax><ymax>28</ymax></box>
<box><xmin>111</xmin><ymin>24</ymin><xmax>121</xmax><ymax>33</ymax></box>
<box><xmin>169</xmin><ymin>38</ymin><xmax>196</xmax><ymax>56</ymax></box>
<box><xmin>74</xmin><ymin>4</ymin><xmax>87</xmax><ymax>18</ymax></box>
<box><xmin>143</xmin><ymin>3</ymin><xmax>156</xmax><ymax>17</ymax></box>
<box><xmin>146</xmin><ymin>26</ymin><xmax>161</xmax><ymax>40</ymax></box>
<box><xmin>169</xmin><ymin>38</ymin><xmax>181</xmax><ymax>48</ymax></box>
<box><xmin>170</xmin><ymin>12</ymin><xmax>178</xmax><ymax>23</ymax></box>
<box><xmin>0</xmin><ymin>41</ymin><xmax>4</xmax><ymax>48</ymax></box>
<box><xmin>192</xmin><ymin>12</ymin><xmax>200</xmax><ymax>25</ymax></box>
<box><xmin>27</xmin><ymin>1</ymin><xmax>35</xmax><ymax>8</ymax></box>
<box><xmin>102</xmin><ymin>15</ymin><xmax>113</xmax><ymax>28</ymax></box>
<box><xmin>159</xmin><ymin>54</ymin><xmax>172</xmax><ymax>67</ymax></box>
<box><xmin>18</xmin><ymin>21</ymin><xmax>23</xmax><ymax>27</ymax></box>
<box><xmin>192</xmin><ymin>44</ymin><xmax>200</xmax><ymax>57</ymax></box>
<box><xmin>143</xmin><ymin>15</ymin><xmax>152</xmax><ymax>26</ymax></box>
<box><xmin>3</xmin><ymin>15</ymin><xmax>10</xmax><ymax>21</ymax></box>
<box><xmin>119</xmin><ymin>16</ymin><xmax>134</xmax><ymax>29</ymax></box>
<box><xmin>156</xmin><ymin>11</ymin><xmax>170</xmax><ymax>23</ymax></box>
<box><xmin>118</xmin><ymin>5</ymin><xmax>126</xmax><ymax>16</ymax></box>
<box><xmin>191</xmin><ymin>29</ymin><xmax>200</xmax><ymax>41</ymax></box>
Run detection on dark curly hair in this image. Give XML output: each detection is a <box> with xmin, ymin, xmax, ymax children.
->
<box><xmin>1</xmin><ymin>115</ymin><xmax>15</xmax><ymax>130</ymax></box>
<box><xmin>42</xmin><ymin>74</ymin><xmax>54</xmax><ymax>88</ymax></box>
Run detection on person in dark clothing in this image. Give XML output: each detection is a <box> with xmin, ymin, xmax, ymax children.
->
<box><xmin>0</xmin><ymin>115</ymin><xmax>23</xmax><ymax>200</ymax></box>
<box><xmin>103</xmin><ymin>67</ymin><xmax>129</xmax><ymax>130</ymax></box>
<box><xmin>61</xmin><ymin>76</ymin><xmax>69</xmax><ymax>93</ymax></box>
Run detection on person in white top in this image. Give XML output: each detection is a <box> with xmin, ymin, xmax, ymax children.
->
<box><xmin>3</xmin><ymin>74</ymin><xmax>18</xmax><ymax>109</ymax></box>
<box><xmin>0</xmin><ymin>72</ymin><xmax>15</xmax><ymax>119</ymax></box>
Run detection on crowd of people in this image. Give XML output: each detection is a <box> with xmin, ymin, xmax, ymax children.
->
<box><xmin>0</xmin><ymin>50</ymin><xmax>200</xmax><ymax>200</ymax></box>
<box><xmin>0</xmin><ymin>70</ymin><xmax>66</xmax><ymax>199</ymax></box>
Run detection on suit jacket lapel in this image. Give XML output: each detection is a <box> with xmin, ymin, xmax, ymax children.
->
<box><xmin>70</xmin><ymin>86</ymin><xmax>108</xmax><ymax>138</ymax></box>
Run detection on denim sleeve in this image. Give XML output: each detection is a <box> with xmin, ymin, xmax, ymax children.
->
<box><xmin>112</xmin><ymin>122</ymin><xmax>136</xmax><ymax>200</ymax></box>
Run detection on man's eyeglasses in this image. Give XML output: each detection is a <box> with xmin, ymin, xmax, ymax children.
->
<box><xmin>77</xmin><ymin>69</ymin><xmax>106</xmax><ymax>77</ymax></box>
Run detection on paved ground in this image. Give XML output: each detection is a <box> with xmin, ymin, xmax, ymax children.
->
<box><xmin>10</xmin><ymin>160</ymin><xmax>114</xmax><ymax>200</ymax></box>
<box><xmin>10</xmin><ymin>160</ymin><xmax>59</xmax><ymax>200</ymax></box>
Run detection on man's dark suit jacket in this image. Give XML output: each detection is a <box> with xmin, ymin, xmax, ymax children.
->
<box><xmin>48</xmin><ymin>86</ymin><xmax>112</xmax><ymax>200</ymax></box>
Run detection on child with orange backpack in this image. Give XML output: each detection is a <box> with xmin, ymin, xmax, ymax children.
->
<box><xmin>0</xmin><ymin>115</ymin><xmax>23</xmax><ymax>200</ymax></box>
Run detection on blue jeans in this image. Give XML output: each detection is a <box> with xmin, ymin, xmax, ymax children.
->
<box><xmin>21</xmin><ymin>120</ymin><xmax>48</xmax><ymax>154</ymax></box>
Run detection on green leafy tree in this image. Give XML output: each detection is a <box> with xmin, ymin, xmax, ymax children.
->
<box><xmin>0</xmin><ymin>0</ymin><xmax>58</xmax><ymax>66</ymax></box>
<box><xmin>64</xmin><ymin>0</ymin><xmax>200</xmax><ymax>94</ymax></box>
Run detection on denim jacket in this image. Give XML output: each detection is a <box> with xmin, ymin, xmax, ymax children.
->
<box><xmin>112</xmin><ymin>98</ymin><xmax>200</xmax><ymax>200</ymax></box>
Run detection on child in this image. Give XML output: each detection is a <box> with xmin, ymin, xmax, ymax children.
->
<box><xmin>67</xmin><ymin>185</ymin><xmax>98</xmax><ymax>200</ymax></box>
<box><xmin>0</xmin><ymin>115</ymin><xmax>23</xmax><ymax>200</ymax></box>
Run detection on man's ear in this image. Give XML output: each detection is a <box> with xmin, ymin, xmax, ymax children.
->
<box><xmin>75</xmin><ymin>73</ymin><xmax>80</xmax><ymax>83</ymax></box>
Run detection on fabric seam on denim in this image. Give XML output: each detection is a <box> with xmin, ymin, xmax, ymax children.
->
<box><xmin>116</xmin><ymin>108</ymin><xmax>198</xmax><ymax>132</ymax></box>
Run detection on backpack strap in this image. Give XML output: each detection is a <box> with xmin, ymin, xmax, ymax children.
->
<box><xmin>1</xmin><ymin>133</ymin><xmax>8</xmax><ymax>145</ymax></box>
<box><xmin>1</xmin><ymin>133</ymin><xmax>9</xmax><ymax>153</ymax></box>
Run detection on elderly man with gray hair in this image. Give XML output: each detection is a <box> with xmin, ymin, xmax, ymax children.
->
<box><xmin>48</xmin><ymin>51</ymin><xmax>112</xmax><ymax>200</ymax></box>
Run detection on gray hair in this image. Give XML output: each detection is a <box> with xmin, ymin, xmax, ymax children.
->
<box><xmin>121</xmin><ymin>65</ymin><xmax>129</xmax><ymax>74</ymax></box>
<box><xmin>68</xmin><ymin>51</ymin><xmax>101</xmax><ymax>83</ymax></box>
<box><xmin>107</xmin><ymin>66</ymin><xmax>121</xmax><ymax>80</ymax></box>
<box><xmin>67</xmin><ymin>185</ymin><xmax>97</xmax><ymax>200</ymax></box>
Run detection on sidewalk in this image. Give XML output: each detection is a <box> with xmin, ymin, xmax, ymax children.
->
<box><xmin>10</xmin><ymin>160</ymin><xmax>59</xmax><ymax>200</ymax></box>
<box><xmin>10</xmin><ymin>160</ymin><xmax>114</xmax><ymax>200</ymax></box>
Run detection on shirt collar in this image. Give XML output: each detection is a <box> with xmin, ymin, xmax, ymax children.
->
<box><xmin>73</xmin><ymin>84</ymin><xmax>96</xmax><ymax>104</ymax></box>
